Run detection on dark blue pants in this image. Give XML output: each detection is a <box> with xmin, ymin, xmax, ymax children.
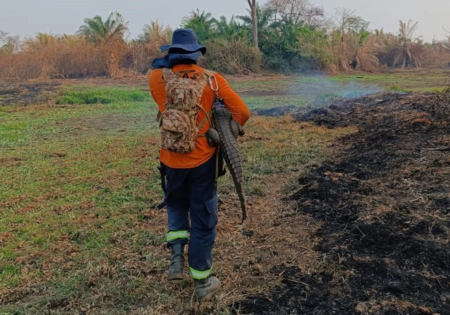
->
<box><xmin>163</xmin><ymin>154</ymin><xmax>218</xmax><ymax>280</ymax></box>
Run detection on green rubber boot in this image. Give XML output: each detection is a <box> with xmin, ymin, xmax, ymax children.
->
<box><xmin>168</xmin><ymin>244</ymin><xmax>184</xmax><ymax>280</ymax></box>
<box><xmin>194</xmin><ymin>277</ymin><xmax>221</xmax><ymax>302</ymax></box>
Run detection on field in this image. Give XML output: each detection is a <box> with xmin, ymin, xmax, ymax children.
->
<box><xmin>1</xmin><ymin>69</ymin><xmax>450</xmax><ymax>314</ymax></box>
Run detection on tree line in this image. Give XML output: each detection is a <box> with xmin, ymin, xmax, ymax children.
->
<box><xmin>1</xmin><ymin>0</ymin><xmax>449</xmax><ymax>80</ymax></box>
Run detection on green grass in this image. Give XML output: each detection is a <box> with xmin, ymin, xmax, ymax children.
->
<box><xmin>56</xmin><ymin>86</ymin><xmax>150</xmax><ymax>105</ymax></box>
<box><xmin>0</xmin><ymin>96</ymin><xmax>155</xmax><ymax>149</ymax></box>
<box><xmin>0</xmin><ymin>88</ymin><xmax>163</xmax><ymax>311</ymax></box>
<box><xmin>0</xmin><ymin>264</ymin><xmax>21</xmax><ymax>287</ymax></box>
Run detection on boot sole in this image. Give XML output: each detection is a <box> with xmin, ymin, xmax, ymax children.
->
<box><xmin>168</xmin><ymin>273</ymin><xmax>183</xmax><ymax>280</ymax></box>
<box><xmin>196</xmin><ymin>285</ymin><xmax>221</xmax><ymax>302</ymax></box>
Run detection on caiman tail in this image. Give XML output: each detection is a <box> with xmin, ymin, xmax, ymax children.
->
<box><xmin>210</xmin><ymin>101</ymin><xmax>247</xmax><ymax>223</ymax></box>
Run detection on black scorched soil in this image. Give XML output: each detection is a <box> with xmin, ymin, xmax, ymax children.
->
<box><xmin>238</xmin><ymin>92</ymin><xmax>450</xmax><ymax>314</ymax></box>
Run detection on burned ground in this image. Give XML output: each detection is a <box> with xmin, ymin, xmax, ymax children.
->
<box><xmin>0</xmin><ymin>82</ymin><xmax>61</xmax><ymax>106</ymax></box>
<box><xmin>252</xmin><ymin>105</ymin><xmax>298</xmax><ymax>117</ymax></box>
<box><xmin>239</xmin><ymin>92</ymin><xmax>450</xmax><ymax>314</ymax></box>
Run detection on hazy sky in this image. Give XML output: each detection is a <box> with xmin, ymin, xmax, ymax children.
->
<box><xmin>1</xmin><ymin>0</ymin><xmax>450</xmax><ymax>42</ymax></box>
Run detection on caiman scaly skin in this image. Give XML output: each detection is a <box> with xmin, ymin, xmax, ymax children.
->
<box><xmin>211</xmin><ymin>103</ymin><xmax>247</xmax><ymax>222</ymax></box>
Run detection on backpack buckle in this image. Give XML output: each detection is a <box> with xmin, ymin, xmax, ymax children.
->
<box><xmin>208</xmin><ymin>75</ymin><xmax>219</xmax><ymax>95</ymax></box>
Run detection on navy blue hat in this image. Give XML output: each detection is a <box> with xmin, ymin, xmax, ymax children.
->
<box><xmin>160</xmin><ymin>28</ymin><xmax>206</xmax><ymax>54</ymax></box>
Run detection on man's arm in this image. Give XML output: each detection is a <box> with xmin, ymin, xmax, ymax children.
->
<box><xmin>215</xmin><ymin>74</ymin><xmax>250</xmax><ymax>127</ymax></box>
<box><xmin>149</xmin><ymin>69</ymin><xmax>166</xmax><ymax>112</ymax></box>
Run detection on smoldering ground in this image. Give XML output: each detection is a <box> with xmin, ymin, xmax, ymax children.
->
<box><xmin>249</xmin><ymin>73</ymin><xmax>383</xmax><ymax>117</ymax></box>
<box><xmin>238</xmin><ymin>90</ymin><xmax>450</xmax><ymax>314</ymax></box>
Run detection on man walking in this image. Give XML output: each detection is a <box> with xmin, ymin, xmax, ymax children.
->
<box><xmin>149</xmin><ymin>28</ymin><xmax>250</xmax><ymax>302</ymax></box>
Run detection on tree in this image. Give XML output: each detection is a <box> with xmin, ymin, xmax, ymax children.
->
<box><xmin>348</xmin><ymin>33</ymin><xmax>381</xmax><ymax>71</ymax></box>
<box><xmin>215</xmin><ymin>16</ymin><xmax>248</xmax><ymax>41</ymax></box>
<box><xmin>188</xmin><ymin>9</ymin><xmax>215</xmax><ymax>23</ymax></box>
<box><xmin>182</xmin><ymin>9</ymin><xmax>216</xmax><ymax>43</ymax></box>
<box><xmin>265</xmin><ymin>0</ymin><xmax>324</xmax><ymax>26</ymax></box>
<box><xmin>334</xmin><ymin>8</ymin><xmax>370</xmax><ymax>41</ymax></box>
<box><xmin>139</xmin><ymin>21</ymin><xmax>172</xmax><ymax>44</ymax></box>
<box><xmin>0</xmin><ymin>31</ymin><xmax>20</xmax><ymax>55</ymax></box>
<box><xmin>0</xmin><ymin>31</ymin><xmax>10</xmax><ymax>55</ymax></box>
<box><xmin>328</xmin><ymin>9</ymin><xmax>376</xmax><ymax>71</ymax></box>
<box><xmin>246</xmin><ymin>0</ymin><xmax>259</xmax><ymax>49</ymax></box>
<box><xmin>0</xmin><ymin>30</ymin><xmax>7</xmax><ymax>43</ymax></box>
<box><xmin>36</xmin><ymin>33</ymin><xmax>56</xmax><ymax>45</ymax></box>
<box><xmin>393</xmin><ymin>20</ymin><xmax>421</xmax><ymax>68</ymax></box>
<box><xmin>237</xmin><ymin>5</ymin><xmax>273</xmax><ymax>43</ymax></box>
<box><xmin>77</xmin><ymin>12</ymin><xmax>128</xmax><ymax>44</ymax></box>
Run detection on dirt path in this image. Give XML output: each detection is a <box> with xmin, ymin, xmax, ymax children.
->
<box><xmin>139</xmin><ymin>174</ymin><xmax>322</xmax><ymax>315</ymax></box>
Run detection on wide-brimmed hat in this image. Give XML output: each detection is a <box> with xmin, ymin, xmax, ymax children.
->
<box><xmin>160</xmin><ymin>28</ymin><xmax>206</xmax><ymax>54</ymax></box>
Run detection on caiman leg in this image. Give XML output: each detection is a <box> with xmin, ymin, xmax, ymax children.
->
<box><xmin>212</xmin><ymin>106</ymin><xmax>247</xmax><ymax>222</ymax></box>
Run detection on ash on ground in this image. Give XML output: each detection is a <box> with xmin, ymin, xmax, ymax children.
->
<box><xmin>238</xmin><ymin>91</ymin><xmax>450</xmax><ymax>314</ymax></box>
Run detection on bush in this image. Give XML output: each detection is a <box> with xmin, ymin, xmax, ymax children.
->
<box><xmin>128</xmin><ymin>40</ymin><xmax>168</xmax><ymax>74</ymax></box>
<box><xmin>421</xmin><ymin>43</ymin><xmax>450</xmax><ymax>68</ymax></box>
<box><xmin>200</xmin><ymin>39</ymin><xmax>261</xmax><ymax>74</ymax></box>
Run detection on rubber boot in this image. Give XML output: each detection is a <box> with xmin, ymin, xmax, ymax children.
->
<box><xmin>194</xmin><ymin>277</ymin><xmax>221</xmax><ymax>302</ymax></box>
<box><xmin>168</xmin><ymin>244</ymin><xmax>184</xmax><ymax>280</ymax></box>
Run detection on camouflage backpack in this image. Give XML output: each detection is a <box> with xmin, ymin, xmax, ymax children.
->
<box><xmin>158</xmin><ymin>68</ymin><xmax>216</xmax><ymax>154</ymax></box>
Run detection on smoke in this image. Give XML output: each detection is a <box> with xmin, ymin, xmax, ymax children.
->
<box><xmin>294</xmin><ymin>73</ymin><xmax>383</xmax><ymax>107</ymax></box>
<box><xmin>251</xmin><ymin>73</ymin><xmax>384</xmax><ymax>117</ymax></box>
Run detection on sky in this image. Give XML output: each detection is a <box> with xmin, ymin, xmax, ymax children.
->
<box><xmin>1</xmin><ymin>0</ymin><xmax>450</xmax><ymax>42</ymax></box>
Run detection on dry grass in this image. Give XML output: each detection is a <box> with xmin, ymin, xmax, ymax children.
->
<box><xmin>423</xmin><ymin>85</ymin><xmax>450</xmax><ymax>123</ymax></box>
<box><xmin>0</xmin><ymin>35</ymin><xmax>168</xmax><ymax>81</ymax></box>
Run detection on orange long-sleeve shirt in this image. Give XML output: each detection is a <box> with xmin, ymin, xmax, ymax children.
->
<box><xmin>149</xmin><ymin>64</ymin><xmax>250</xmax><ymax>169</ymax></box>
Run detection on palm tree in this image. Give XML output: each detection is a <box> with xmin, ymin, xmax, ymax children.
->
<box><xmin>77</xmin><ymin>12</ymin><xmax>128</xmax><ymax>44</ymax></box>
<box><xmin>349</xmin><ymin>34</ymin><xmax>381</xmax><ymax>72</ymax></box>
<box><xmin>215</xmin><ymin>16</ymin><xmax>247</xmax><ymax>40</ymax></box>
<box><xmin>393</xmin><ymin>20</ymin><xmax>421</xmax><ymax>68</ymax></box>
<box><xmin>246</xmin><ymin>0</ymin><xmax>258</xmax><ymax>49</ymax></box>
<box><xmin>182</xmin><ymin>9</ymin><xmax>216</xmax><ymax>43</ymax></box>
<box><xmin>190</xmin><ymin>9</ymin><xmax>215</xmax><ymax>24</ymax></box>
<box><xmin>237</xmin><ymin>5</ymin><xmax>273</xmax><ymax>46</ymax></box>
<box><xmin>36</xmin><ymin>33</ymin><xmax>57</xmax><ymax>45</ymax></box>
<box><xmin>139</xmin><ymin>21</ymin><xmax>172</xmax><ymax>44</ymax></box>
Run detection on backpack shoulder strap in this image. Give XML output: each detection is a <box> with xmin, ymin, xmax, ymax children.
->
<box><xmin>195</xmin><ymin>69</ymin><xmax>219</xmax><ymax>132</ymax></box>
<box><xmin>155</xmin><ymin>68</ymin><xmax>172</xmax><ymax>123</ymax></box>
<box><xmin>161</xmin><ymin>68</ymin><xmax>173</xmax><ymax>77</ymax></box>
<box><xmin>203</xmin><ymin>69</ymin><xmax>216</xmax><ymax>78</ymax></box>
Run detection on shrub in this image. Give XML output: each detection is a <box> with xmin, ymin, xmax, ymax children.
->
<box><xmin>200</xmin><ymin>38</ymin><xmax>261</xmax><ymax>74</ymax></box>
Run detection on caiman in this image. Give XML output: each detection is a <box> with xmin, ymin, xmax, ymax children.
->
<box><xmin>206</xmin><ymin>98</ymin><xmax>247</xmax><ymax>223</ymax></box>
